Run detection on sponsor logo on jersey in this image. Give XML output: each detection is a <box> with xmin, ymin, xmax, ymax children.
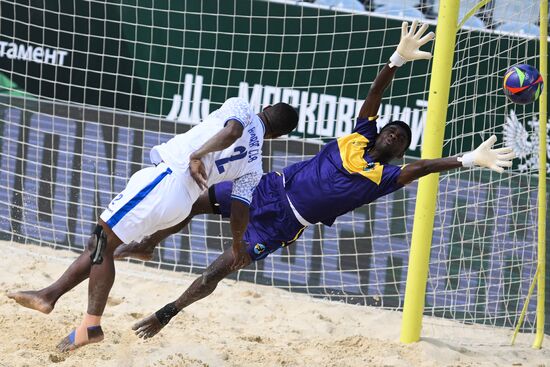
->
<box><xmin>363</xmin><ymin>162</ymin><xmax>376</xmax><ymax>172</ymax></box>
<box><xmin>253</xmin><ymin>243</ymin><xmax>266</xmax><ymax>255</ymax></box>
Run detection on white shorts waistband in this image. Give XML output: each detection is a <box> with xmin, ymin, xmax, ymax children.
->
<box><xmin>281</xmin><ymin>173</ymin><xmax>312</xmax><ymax>227</ymax></box>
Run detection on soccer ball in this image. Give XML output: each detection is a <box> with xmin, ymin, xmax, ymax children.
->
<box><xmin>503</xmin><ymin>64</ymin><xmax>544</xmax><ymax>104</ymax></box>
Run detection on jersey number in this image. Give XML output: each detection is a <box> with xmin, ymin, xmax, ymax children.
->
<box><xmin>215</xmin><ymin>146</ymin><xmax>247</xmax><ymax>174</ymax></box>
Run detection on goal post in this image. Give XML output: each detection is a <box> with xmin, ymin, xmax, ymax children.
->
<box><xmin>400</xmin><ymin>0</ymin><xmax>460</xmax><ymax>344</ymax></box>
<box><xmin>534</xmin><ymin>0</ymin><xmax>547</xmax><ymax>350</ymax></box>
<box><xmin>401</xmin><ymin>0</ymin><xmax>547</xmax><ymax>346</ymax></box>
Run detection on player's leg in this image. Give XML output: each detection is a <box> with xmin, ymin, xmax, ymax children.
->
<box><xmin>7</xmin><ymin>188</ymin><xmax>211</xmax><ymax>312</ymax></box>
<box><xmin>132</xmin><ymin>172</ymin><xmax>302</xmax><ymax>339</ymax></box>
<box><xmin>56</xmin><ymin>219</ymin><xmax>123</xmax><ymax>352</ymax></box>
<box><xmin>113</xmin><ymin>190</ymin><xmax>214</xmax><ymax>261</ymax></box>
<box><xmin>112</xmin><ymin>221</ymin><xmax>189</xmax><ymax>261</ymax></box>
<box><xmin>56</xmin><ymin>163</ymin><xmax>191</xmax><ymax>351</ymax></box>
<box><xmin>7</xmin><ymin>224</ymin><xmax>113</xmax><ymax>314</ymax></box>
<box><xmin>132</xmin><ymin>245</ymin><xmax>252</xmax><ymax>339</ymax></box>
<box><xmin>8</xmin><ymin>165</ymin><xmax>197</xmax><ymax>317</ymax></box>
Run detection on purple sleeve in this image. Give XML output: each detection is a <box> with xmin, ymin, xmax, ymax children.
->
<box><xmin>379</xmin><ymin>164</ymin><xmax>405</xmax><ymax>195</ymax></box>
<box><xmin>353</xmin><ymin>116</ymin><xmax>378</xmax><ymax>143</ymax></box>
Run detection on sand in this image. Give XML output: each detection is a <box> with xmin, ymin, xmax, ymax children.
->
<box><xmin>1</xmin><ymin>241</ymin><xmax>548</xmax><ymax>367</ymax></box>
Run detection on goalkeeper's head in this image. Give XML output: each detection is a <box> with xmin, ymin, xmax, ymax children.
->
<box><xmin>376</xmin><ymin>120</ymin><xmax>412</xmax><ymax>159</ymax></box>
<box><xmin>259</xmin><ymin>102</ymin><xmax>299</xmax><ymax>139</ymax></box>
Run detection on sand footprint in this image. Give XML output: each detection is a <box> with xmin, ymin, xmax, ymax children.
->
<box><xmin>48</xmin><ymin>354</ymin><xmax>66</xmax><ymax>363</ymax></box>
<box><xmin>241</xmin><ymin>290</ymin><xmax>262</xmax><ymax>298</ymax></box>
<box><xmin>106</xmin><ymin>296</ymin><xmax>124</xmax><ymax>306</ymax></box>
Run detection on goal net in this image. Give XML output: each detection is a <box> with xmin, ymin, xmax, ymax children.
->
<box><xmin>0</xmin><ymin>0</ymin><xmax>546</xmax><ymax>333</ymax></box>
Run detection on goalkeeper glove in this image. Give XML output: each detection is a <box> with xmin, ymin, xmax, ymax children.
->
<box><xmin>389</xmin><ymin>20</ymin><xmax>435</xmax><ymax>68</ymax></box>
<box><xmin>458</xmin><ymin>135</ymin><xmax>515</xmax><ymax>173</ymax></box>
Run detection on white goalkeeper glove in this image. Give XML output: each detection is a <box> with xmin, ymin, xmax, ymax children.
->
<box><xmin>458</xmin><ymin>135</ymin><xmax>515</xmax><ymax>173</ymax></box>
<box><xmin>389</xmin><ymin>20</ymin><xmax>435</xmax><ymax>68</ymax></box>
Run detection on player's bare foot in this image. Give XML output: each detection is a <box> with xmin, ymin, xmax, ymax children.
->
<box><xmin>7</xmin><ymin>290</ymin><xmax>54</xmax><ymax>314</ymax></box>
<box><xmin>132</xmin><ymin>314</ymin><xmax>164</xmax><ymax>339</ymax></box>
<box><xmin>113</xmin><ymin>241</ymin><xmax>155</xmax><ymax>261</ymax></box>
<box><xmin>56</xmin><ymin>325</ymin><xmax>104</xmax><ymax>352</ymax></box>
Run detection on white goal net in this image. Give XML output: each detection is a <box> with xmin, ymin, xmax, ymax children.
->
<box><xmin>0</xmin><ymin>0</ymin><xmax>547</xmax><ymax>333</ymax></box>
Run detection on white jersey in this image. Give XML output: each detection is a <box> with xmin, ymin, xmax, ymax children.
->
<box><xmin>150</xmin><ymin>97</ymin><xmax>264</xmax><ymax>205</ymax></box>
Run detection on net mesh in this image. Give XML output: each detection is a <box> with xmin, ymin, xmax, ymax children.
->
<box><xmin>0</xmin><ymin>0</ymin><xmax>546</xmax><ymax>332</ymax></box>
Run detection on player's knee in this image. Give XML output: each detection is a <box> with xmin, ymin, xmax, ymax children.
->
<box><xmin>86</xmin><ymin>233</ymin><xmax>96</xmax><ymax>253</ymax></box>
<box><xmin>200</xmin><ymin>270</ymin><xmax>221</xmax><ymax>289</ymax></box>
<box><xmin>200</xmin><ymin>272</ymin><xmax>212</xmax><ymax>287</ymax></box>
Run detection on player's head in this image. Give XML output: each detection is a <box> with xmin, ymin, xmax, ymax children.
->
<box><xmin>376</xmin><ymin>121</ymin><xmax>412</xmax><ymax>159</ymax></box>
<box><xmin>259</xmin><ymin>103</ymin><xmax>299</xmax><ymax>139</ymax></box>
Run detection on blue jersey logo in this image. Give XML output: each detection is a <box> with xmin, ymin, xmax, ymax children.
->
<box><xmin>253</xmin><ymin>243</ymin><xmax>266</xmax><ymax>255</ymax></box>
<box><xmin>363</xmin><ymin>162</ymin><xmax>376</xmax><ymax>172</ymax></box>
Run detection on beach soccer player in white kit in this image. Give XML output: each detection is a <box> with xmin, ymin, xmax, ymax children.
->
<box><xmin>8</xmin><ymin>97</ymin><xmax>299</xmax><ymax>352</ymax></box>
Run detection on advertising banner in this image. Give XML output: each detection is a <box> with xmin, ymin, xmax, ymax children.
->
<box><xmin>0</xmin><ymin>98</ymin><xmax>545</xmax><ymax>329</ymax></box>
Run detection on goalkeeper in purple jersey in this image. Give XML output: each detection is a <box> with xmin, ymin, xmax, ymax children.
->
<box><xmin>117</xmin><ymin>21</ymin><xmax>514</xmax><ymax>339</ymax></box>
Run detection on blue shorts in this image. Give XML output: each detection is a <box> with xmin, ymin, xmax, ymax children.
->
<box><xmin>210</xmin><ymin>172</ymin><xmax>306</xmax><ymax>261</ymax></box>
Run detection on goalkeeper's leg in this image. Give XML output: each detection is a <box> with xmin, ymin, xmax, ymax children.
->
<box><xmin>113</xmin><ymin>220</ymin><xmax>191</xmax><ymax>261</ymax></box>
<box><xmin>132</xmin><ymin>245</ymin><xmax>251</xmax><ymax>339</ymax></box>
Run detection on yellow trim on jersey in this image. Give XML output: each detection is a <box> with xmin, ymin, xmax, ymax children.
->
<box><xmin>282</xmin><ymin>226</ymin><xmax>306</xmax><ymax>247</ymax></box>
<box><xmin>337</xmin><ymin>132</ymin><xmax>384</xmax><ymax>185</ymax></box>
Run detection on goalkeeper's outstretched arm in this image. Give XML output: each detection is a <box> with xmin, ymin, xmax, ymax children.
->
<box><xmin>359</xmin><ymin>21</ymin><xmax>434</xmax><ymax>119</ymax></box>
<box><xmin>397</xmin><ymin>135</ymin><xmax>515</xmax><ymax>186</ymax></box>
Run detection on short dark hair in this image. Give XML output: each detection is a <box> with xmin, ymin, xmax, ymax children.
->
<box><xmin>262</xmin><ymin>102</ymin><xmax>299</xmax><ymax>136</ymax></box>
<box><xmin>380</xmin><ymin>120</ymin><xmax>412</xmax><ymax>151</ymax></box>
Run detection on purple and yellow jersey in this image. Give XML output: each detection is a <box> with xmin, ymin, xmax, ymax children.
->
<box><xmin>283</xmin><ymin>116</ymin><xmax>404</xmax><ymax>226</ymax></box>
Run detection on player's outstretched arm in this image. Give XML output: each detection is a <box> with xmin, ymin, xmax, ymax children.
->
<box><xmin>359</xmin><ymin>21</ymin><xmax>434</xmax><ymax>119</ymax></box>
<box><xmin>397</xmin><ymin>135</ymin><xmax>515</xmax><ymax>185</ymax></box>
<box><xmin>189</xmin><ymin>120</ymin><xmax>244</xmax><ymax>190</ymax></box>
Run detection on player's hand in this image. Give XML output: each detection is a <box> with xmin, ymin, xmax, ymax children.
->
<box><xmin>459</xmin><ymin>135</ymin><xmax>515</xmax><ymax>173</ymax></box>
<box><xmin>390</xmin><ymin>20</ymin><xmax>435</xmax><ymax>67</ymax></box>
<box><xmin>189</xmin><ymin>156</ymin><xmax>208</xmax><ymax>190</ymax></box>
<box><xmin>230</xmin><ymin>241</ymin><xmax>249</xmax><ymax>271</ymax></box>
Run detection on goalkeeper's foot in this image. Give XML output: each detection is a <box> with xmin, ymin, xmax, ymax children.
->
<box><xmin>113</xmin><ymin>241</ymin><xmax>155</xmax><ymax>261</ymax></box>
<box><xmin>57</xmin><ymin>325</ymin><xmax>104</xmax><ymax>352</ymax></box>
<box><xmin>7</xmin><ymin>290</ymin><xmax>54</xmax><ymax>314</ymax></box>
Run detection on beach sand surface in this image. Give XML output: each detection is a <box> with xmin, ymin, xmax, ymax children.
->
<box><xmin>1</xmin><ymin>241</ymin><xmax>548</xmax><ymax>367</ymax></box>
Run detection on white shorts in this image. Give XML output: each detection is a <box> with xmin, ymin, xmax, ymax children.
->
<box><xmin>100</xmin><ymin>162</ymin><xmax>196</xmax><ymax>244</ymax></box>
